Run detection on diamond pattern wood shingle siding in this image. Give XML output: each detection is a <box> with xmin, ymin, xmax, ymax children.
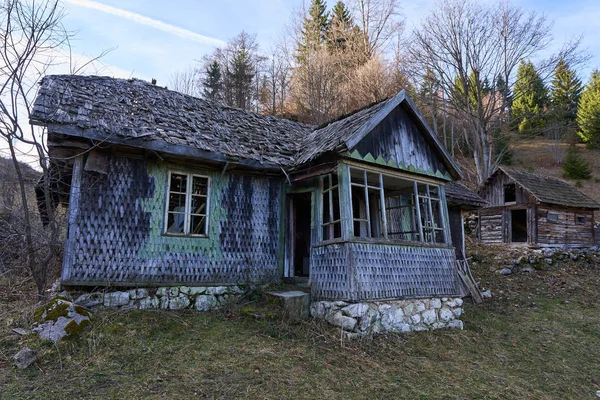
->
<box><xmin>62</xmin><ymin>154</ymin><xmax>283</xmax><ymax>286</ymax></box>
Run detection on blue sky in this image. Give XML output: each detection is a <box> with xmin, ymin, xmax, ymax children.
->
<box><xmin>61</xmin><ymin>0</ymin><xmax>600</xmax><ymax>85</ymax></box>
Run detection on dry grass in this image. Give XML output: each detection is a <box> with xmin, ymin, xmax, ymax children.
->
<box><xmin>510</xmin><ymin>138</ymin><xmax>600</xmax><ymax>203</ymax></box>
<box><xmin>1</xmin><ymin>248</ymin><xmax>600</xmax><ymax>400</ymax></box>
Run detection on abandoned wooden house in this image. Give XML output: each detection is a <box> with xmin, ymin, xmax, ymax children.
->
<box><xmin>478</xmin><ymin>166</ymin><xmax>599</xmax><ymax>247</ymax></box>
<box><xmin>31</xmin><ymin>75</ymin><xmax>478</xmax><ymax>333</ymax></box>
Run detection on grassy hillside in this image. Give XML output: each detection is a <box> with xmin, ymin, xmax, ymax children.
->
<box><xmin>1</xmin><ymin>244</ymin><xmax>599</xmax><ymax>399</ymax></box>
<box><xmin>509</xmin><ymin>138</ymin><xmax>600</xmax><ymax>203</ymax></box>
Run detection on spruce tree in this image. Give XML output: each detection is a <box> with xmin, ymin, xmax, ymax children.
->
<box><xmin>296</xmin><ymin>0</ymin><xmax>329</xmax><ymax>63</ymax></box>
<box><xmin>328</xmin><ymin>1</ymin><xmax>353</xmax><ymax>50</ymax></box>
<box><xmin>563</xmin><ymin>144</ymin><xmax>592</xmax><ymax>179</ymax></box>
<box><xmin>202</xmin><ymin>61</ymin><xmax>222</xmax><ymax>102</ymax></box>
<box><xmin>512</xmin><ymin>60</ymin><xmax>548</xmax><ymax>134</ymax></box>
<box><xmin>576</xmin><ymin>70</ymin><xmax>600</xmax><ymax>149</ymax></box>
<box><xmin>549</xmin><ymin>59</ymin><xmax>582</xmax><ymax>124</ymax></box>
<box><xmin>227</xmin><ymin>40</ymin><xmax>255</xmax><ymax>109</ymax></box>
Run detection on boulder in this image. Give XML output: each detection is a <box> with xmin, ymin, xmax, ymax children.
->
<box><xmin>342</xmin><ymin>303</ymin><xmax>369</xmax><ymax>318</ymax></box>
<box><xmin>32</xmin><ymin>297</ymin><xmax>93</xmax><ymax>342</ymax></box>
<box><xmin>13</xmin><ymin>347</ymin><xmax>37</xmax><ymax>369</ymax></box>
<box><xmin>103</xmin><ymin>291</ymin><xmax>130</xmax><ymax>307</ymax></box>
<box><xmin>498</xmin><ymin>268</ymin><xmax>512</xmax><ymax>276</ymax></box>
<box><xmin>422</xmin><ymin>309</ymin><xmax>437</xmax><ymax>325</ymax></box>
<box><xmin>195</xmin><ymin>295</ymin><xmax>217</xmax><ymax>311</ymax></box>
<box><xmin>205</xmin><ymin>286</ymin><xmax>227</xmax><ymax>296</ymax></box>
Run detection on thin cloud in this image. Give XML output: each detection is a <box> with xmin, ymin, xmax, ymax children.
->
<box><xmin>65</xmin><ymin>0</ymin><xmax>226</xmax><ymax>47</ymax></box>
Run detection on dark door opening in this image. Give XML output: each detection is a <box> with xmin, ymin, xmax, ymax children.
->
<box><xmin>291</xmin><ymin>193</ymin><xmax>312</xmax><ymax>277</ymax></box>
<box><xmin>511</xmin><ymin>209</ymin><xmax>528</xmax><ymax>243</ymax></box>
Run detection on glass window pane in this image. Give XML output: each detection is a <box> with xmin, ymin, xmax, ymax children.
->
<box><xmin>191</xmin><ymin>196</ymin><xmax>207</xmax><ymax>214</ymax></box>
<box><xmin>366</xmin><ymin>171</ymin><xmax>380</xmax><ymax>187</ymax></box>
<box><xmin>322</xmin><ymin>189</ymin><xmax>331</xmax><ymax>224</ymax></box>
<box><xmin>170</xmin><ymin>173</ymin><xmax>187</xmax><ymax>193</ymax></box>
<box><xmin>192</xmin><ymin>176</ymin><xmax>209</xmax><ymax>195</ymax></box>
<box><xmin>166</xmin><ymin>212</ymin><xmax>185</xmax><ymax>233</ymax></box>
<box><xmin>191</xmin><ymin>214</ymin><xmax>207</xmax><ymax>235</ymax></box>
<box><xmin>168</xmin><ymin>193</ymin><xmax>187</xmax><ymax>212</ymax></box>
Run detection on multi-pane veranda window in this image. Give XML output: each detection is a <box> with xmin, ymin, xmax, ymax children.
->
<box><xmin>322</xmin><ymin>174</ymin><xmax>341</xmax><ymax>240</ymax></box>
<box><xmin>165</xmin><ymin>172</ymin><xmax>210</xmax><ymax>236</ymax></box>
<box><xmin>349</xmin><ymin>166</ymin><xmax>446</xmax><ymax>244</ymax></box>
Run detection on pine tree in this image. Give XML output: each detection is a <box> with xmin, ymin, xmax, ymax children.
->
<box><xmin>296</xmin><ymin>0</ymin><xmax>329</xmax><ymax>64</ymax></box>
<box><xmin>563</xmin><ymin>145</ymin><xmax>592</xmax><ymax>179</ymax></box>
<box><xmin>202</xmin><ymin>61</ymin><xmax>222</xmax><ymax>102</ymax></box>
<box><xmin>226</xmin><ymin>39</ymin><xmax>255</xmax><ymax>109</ymax></box>
<box><xmin>512</xmin><ymin>60</ymin><xmax>548</xmax><ymax>134</ymax></box>
<box><xmin>576</xmin><ymin>70</ymin><xmax>600</xmax><ymax>149</ymax></box>
<box><xmin>549</xmin><ymin>59</ymin><xmax>582</xmax><ymax>124</ymax></box>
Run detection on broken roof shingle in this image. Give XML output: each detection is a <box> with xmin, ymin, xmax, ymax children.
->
<box><xmin>495</xmin><ymin>167</ymin><xmax>600</xmax><ymax>210</ymax></box>
<box><xmin>31</xmin><ymin>75</ymin><xmax>314</xmax><ymax>167</ymax></box>
<box><xmin>31</xmin><ymin>75</ymin><xmax>459</xmax><ymax>178</ymax></box>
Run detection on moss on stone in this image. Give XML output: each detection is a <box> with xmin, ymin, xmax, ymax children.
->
<box><xmin>64</xmin><ymin>319</ymin><xmax>91</xmax><ymax>338</ymax></box>
<box><xmin>34</xmin><ymin>298</ymin><xmax>71</xmax><ymax>323</ymax></box>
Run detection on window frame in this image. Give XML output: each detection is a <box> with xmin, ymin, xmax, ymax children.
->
<box><xmin>575</xmin><ymin>214</ymin><xmax>586</xmax><ymax>225</ymax></box>
<box><xmin>347</xmin><ymin>165</ymin><xmax>448</xmax><ymax>245</ymax></box>
<box><xmin>164</xmin><ymin>170</ymin><xmax>211</xmax><ymax>237</ymax></box>
<box><xmin>504</xmin><ymin>183</ymin><xmax>516</xmax><ymax>204</ymax></box>
<box><xmin>321</xmin><ymin>174</ymin><xmax>341</xmax><ymax>241</ymax></box>
<box><xmin>546</xmin><ymin>212</ymin><xmax>559</xmax><ymax>223</ymax></box>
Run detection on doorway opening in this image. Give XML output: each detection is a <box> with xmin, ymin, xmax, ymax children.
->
<box><xmin>511</xmin><ymin>209</ymin><xmax>528</xmax><ymax>243</ymax></box>
<box><xmin>288</xmin><ymin>193</ymin><xmax>312</xmax><ymax>278</ymax></box>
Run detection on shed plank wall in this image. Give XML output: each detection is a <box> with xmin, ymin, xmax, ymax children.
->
<box><xmin>62</xmin><ymin>154</ymin><xmax>284</xmax><ymax>286</ymax></box>
<box><xmin>480</xmin><ymin>172</ymin><xmax>533</xmax><ymax>207</ymax></box>
<box><xmin>537</xmin><ymin>207</ymin><xmax>594</xmax><ymax>246</ymax></box>
<box><xmin>353</xmin><ymin>106</ymin><xmax>449</xmax><ymax>178</ymax></box>
<box><xmin>479</xmin><ymin>208</ymin><xmax>504</xmax><ymax>244</ymax></box>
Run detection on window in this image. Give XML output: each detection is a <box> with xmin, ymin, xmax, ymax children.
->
<box><xmin>504</xmin><ymin>184</ymin><xmax>516</xmax><ymax>203</ymax></box>
<box><xmin>576</xmin><ymin>215</ymin><xmax>586</xmax><ymax>225</ymax></box>
<box><xmin>321</xmin><ymin>174</ymin><xmax>341</xmax><ymax>240</ymax></box>
<box><xmin>348</xmin><ymin>166</ymin><xmax>446</xmax><ymax>244</ymax></box>
<box><xmin>547</xmin><ymin>212</ymin><xmax>558</xmax><ymax>223</ymax></box>
<box><xmin>165</xmin><ymin>171</ymin><xmax>210</xmax><ymax>236</ymax></box>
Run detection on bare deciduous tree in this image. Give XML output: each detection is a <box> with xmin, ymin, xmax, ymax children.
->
<box><xmin>169</xmin><ymin>66</ymin><xmax>200</xmax><ymax>96</ymax></box>
<box><xmin>0</xmin><ymin>0</ymin><xmax>107</xmax><ymax>296</ymax></box>
<box><xmin>407</xmin><ymin>0</ymin><xmax>585</xmax><ymax>184</ymax></box>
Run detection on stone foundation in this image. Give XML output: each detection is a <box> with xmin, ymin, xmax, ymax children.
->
<box><xmin>73</xmin><ymin>285</ymin><xmax>246</xmax><ymax>311</ymax></box>
<box><xmin>310</xmin><ymin>297</ymin><xmax>463</xmax><ymax>336</ymax></box>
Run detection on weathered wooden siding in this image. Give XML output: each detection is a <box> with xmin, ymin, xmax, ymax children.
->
<box><xmin>311</xmin><ymin>241</ymin><xmax>457</xmax><ymax>301</ymax></box>
<box><xmin>62</xmin><ymin>154</ymin><xmax>284</xmax><ymax>286</ymax></box>
<box><xmin>479</xmin><ymin>207</ymin><xmax>504</xmax><ymax>244</ymax></box>
<box><xmin>537</xmin><ymin>207</ymin><xmax>594</xmax><ymax>246</ymax></box>
<box><xmin>448</xmin><ymin>207</ymin><xmax>464</xmax><ymax>259</ymax></box>
<box><xmin>480</xmin><ymin>172</ymin><xmax>533</xmax><ymax>207</ymax></box>
<box><xmin>350</xmin><ymin>106</ymin><xmax>450</xmax><ymax>180</ymax></box>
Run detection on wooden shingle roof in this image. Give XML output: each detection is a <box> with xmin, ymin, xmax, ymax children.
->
<box><xmin>492</xmin><ymin>167</ymin><xmax>600</xmax><ymax>210</ymax></box>
<box><xmin>445</xmin><ymin>182</ymin><xmax>486</xmax><ymax>209</ymax></box>
<box><xmin>31</xmin><ymin>75</ymin><xmax>459</xmax><ymax>179</ymax></box>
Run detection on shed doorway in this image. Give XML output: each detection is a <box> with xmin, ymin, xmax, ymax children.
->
<box><xmin>510</xmin><ymin>209</ymin><xmax>528</xmax><ymax>243</ymax></box>
<box><xmin>287</xmin><ymin>193</ymin><xmax>312</xmax><ymax>278</ymax></box>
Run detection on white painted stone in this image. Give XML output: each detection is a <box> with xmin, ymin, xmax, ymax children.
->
<box><xmin>169</xmin><ymin>295</ymin><xmax>191</xmax><ymax>310</ymax></box>
<box><xmin>422</xmin><ymin>309</ymin><xmax>437</xmax><ymax>325</ymax></box>
<box><xmin>167</xmin><ymin>287</ymin><xmax>179</xmax><ymax>297</ymax></box>
<box><xmin>329</xmin><ymin>311</ymin><xmax>357</xmax><ymax>331</ymax></box>
<box><xmin>74</xmin><ymin>293</ymin><xmax>104</xmax><ymax>308</ymax></box>
<box><xmin>439</xmin><ymin>307</ymin><xmax>454</xmax><ymax>323</ymax></box>
<box><xmin>103</xmin><ymin>291</ymin><xmax>130</xmax><ymax>307</ymax></box>
<box><xmin>414</xmin><ymin>301</ymin><xmax>426</xmax><ymax>313</ymax></box>
<box><xmin>138</xmin><ymin>297</ymin><xmax>159</xmax><ymax>310</ymax></box>
<box><xmin>205</xmin><ymin>286</ymin><xmax>227</xmax><ymax>295</ymax></box>
<box><xmin>310</xmin><ymin>301</ymin><xmax>330</xmax><ymax>318</ymax></box>
<box><xmin>410</xmin><ymin>313</ymin><xmax>421</xmax><ymax>325</ymax></box>
<box><xmin>195</xmin><ymin>295</ymin><xmax>217</xmax><ymax>311</ymax></box>
<box><xmin>454</xmin><ymin>298</ymin><xmax>463</xmax><ymax>307</ymax></box>
<box><xmin>156</xmin><ymin>287</ymin><xmax>169</xmax><ymax>297</ymax></box>
<box><xmin>228</xmin><ymin>286</ymin><xmax>245</xmax><ymax>295</ymax></box>
<box><xmin>431</xmin><ymin>298</ymin><xmax>442</xmax><ymax>309</ymax></box>
<box><xmin>447</xmin><ymin>319</ymin><xmax>464</xmax><ymax>330</ymax></box>
<box><xmin>128</xmin><ymin>288</ymin><xmax>148</xmax><ymax>300</ymax></box>
<box><xmin>187</xmin><ymin>287</ymin><xmax>208</xmax><ymax>296</ymax></box>
<box><xmin>342</xmin><ymin>303</ymin><xmax>369</xmax><ymax>318</ymax></box>
<box><xmin>159</xmin><ymin>296</ymin><xmax>169</xmax><ymax>309</ymax></box>
<box><xmin>452</xmin><ymin>308</ymin><xmax>463</xmax><ymax>318</ymax></box>
<box><xmin>403</xmin><ymin>303</ymin><xmax>415</xmax><ymax>315</ymax></box>
<box><xmin>333</xmin><ymin>301</ymin><xmax>349</xmax><ymax>307</ymax></box>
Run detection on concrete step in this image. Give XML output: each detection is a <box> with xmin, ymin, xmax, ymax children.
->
<box><xmin>265</xmin><ymin>290</ymin><xmax>310</xmax><ymax>320</ymax></box>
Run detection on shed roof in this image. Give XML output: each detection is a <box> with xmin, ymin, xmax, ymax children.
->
<box><xmin>490</xmin><ymin>167</ymin><xmax>600</xmax><ymax>210</ymax></box>
<box><xmin>31</xmin><ymin>75</ymin><xmax>460</xmax><ymax>179</ymax></box>
<box><xmin>445</xmin><ymin>182</ymin><xmax>486</xmax><ymax>209</ymax></box>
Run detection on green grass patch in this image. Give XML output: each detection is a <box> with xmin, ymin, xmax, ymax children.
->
<box><xmin>1</xmin><ymin>247</ymin><xmax>600</xmax><ymax>399</ymax></box>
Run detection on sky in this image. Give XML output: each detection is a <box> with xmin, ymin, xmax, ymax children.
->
<box><xmin>60</xmin><ymin>0</ymin><xmax>600</xmax><ymax>86</ymax></box>
<box><xmin>2</xmin><ymin>0</ymin><xmax>600</xmax><ymax>166</ymax></box>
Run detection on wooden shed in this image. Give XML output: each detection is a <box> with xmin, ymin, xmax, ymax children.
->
<box><xmin>478</xmin><ymin>167</ymin><xmax>600</xmax><ymax>248</ymax></box>
<box><xmin>31</xmin><ymin>75</ymin><xmax>467</xmax><ymax>304</ymax></box>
